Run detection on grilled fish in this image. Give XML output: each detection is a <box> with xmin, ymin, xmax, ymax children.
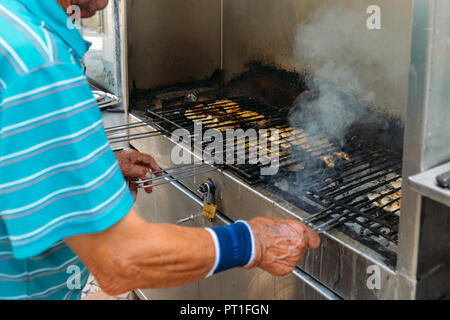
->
<box><xmin>321</xmin><ymin>155</ymin><xmax>335</xmax><ymax>168</ymax></box>
<box><xmin>390</xmin><ymin>178</ymin><xmax>403</xmax><ymax>189</ymax></box>
<box><xmin>186</xmin><ymin>100</ymin><xmax>267</xmax><ymax>131</ymax></box>
<box><xmin>368</xmin><ymin>189</ymin><xmax>402</xmax><ymax>215</ymax></box>
<box><xmin>335</xmin><ymin>152</ymin><xmax>352</xmax><ymax>161</ymax></box>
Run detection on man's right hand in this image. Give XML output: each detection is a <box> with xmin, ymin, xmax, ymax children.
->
<box><xmin>245</xmin><ymin>217</ymin><xmax>321</xmax><ymax>276</ymax></box>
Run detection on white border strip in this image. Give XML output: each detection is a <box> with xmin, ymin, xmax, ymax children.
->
<box><xmin>0</xmin><ymin>36</ymin><xmax>28</xmax><ymax>73</ymax></box>
<box><xmin>204</xmin><ymin>228</ymin><xmax>220</xmax><ymax>278</ymax></box>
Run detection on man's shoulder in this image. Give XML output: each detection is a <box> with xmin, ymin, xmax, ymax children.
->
<box><xmin>0</xmin><ymin>0</ymin><xmax>57</xmax><ymax>81</ymax></box>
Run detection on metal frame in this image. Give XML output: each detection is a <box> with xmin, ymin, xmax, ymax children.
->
<box><xmin>113</xmin><ymin>0</ymin><xmax>450</xmax><ymax>300</ymax></box>
<box><xmin>118</xmin><ymin>0</ymin><xmax>129</xmax><ymax>116</ymax></box>
<box><xmin>394</xmin><ymin>0</ymin><xmax>431</xmax><ymax>299</ymax></box>
<box><xmin>398</xmin><ymin>0</ymin><xmax>450</xmax><ymax>299</ymax></box>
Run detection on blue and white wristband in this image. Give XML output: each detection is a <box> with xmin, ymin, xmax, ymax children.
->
<box><xmin>205</xmin><ymin>220</ymin><xmax>256</xmax><ymax>277</ymax></box>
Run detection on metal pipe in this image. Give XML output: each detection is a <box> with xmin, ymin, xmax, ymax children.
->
<box><xmin>132</xmin><ymin>163</ymin><xmax>212</xmax><ymax>184</ymax></box>
<box><xmin>130</xmin><ymin>163</ymin><xmax>218</xmax><ymax>190</ymax></box>
<box><xmin>107</xmin><ymin>134</ymin><xmax>163</xmax><ymax>144</ymax></box>
<box><xmin>220</xmin><ymin>0</ymin><xmax>224</xmax><ymax>71</ymax></box>
<box><xmin>105</xmin><ymin>122</ymin><xmax>154</xmax><ymax>134</ymax></box>
<box><xmin>136</xmin><ymin>167</ymin><xmax>218</xmax><ymax>189</ymax></box>
<box><xmin>107</xmin><ymin>131</ymin><xmax>163</xmax><ymax>144</ymax></box>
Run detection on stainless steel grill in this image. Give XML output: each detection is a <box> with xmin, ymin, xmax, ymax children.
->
<box><xmin>99</xmin><ymin>0</ymin><xmax>450</xmax><ymax>300</ymax></box>
<box><xmin>124</xmin><ymin>97</ymin><xmax>403</xmax><ymax>259</ymax></box>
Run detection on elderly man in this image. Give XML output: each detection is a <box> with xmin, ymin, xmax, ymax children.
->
<box><xmin>0</xmin><ymin>0</ymin><xmax>320</xmax><ymax>300</ymax></box>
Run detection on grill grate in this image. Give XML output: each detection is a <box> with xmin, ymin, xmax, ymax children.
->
<box><xmin>301</xmin><ymin>147</ymin><xmax>402</xmax><ymax>244</ymax></box>
<box><xmin>146</xmin><ymin>97</ymin><xmax>345</xmax><ymax>183</ymax></box>
<box><xmin>144</xmin><ymin>97</ymin><xmax>402</xmax><ymax>256</ymax></box>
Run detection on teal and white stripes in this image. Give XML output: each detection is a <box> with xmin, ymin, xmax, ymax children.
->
<box><xmin>0</xmin><ymin>0</ymin><xmax>134</xmax><ymax>300</ymax></box>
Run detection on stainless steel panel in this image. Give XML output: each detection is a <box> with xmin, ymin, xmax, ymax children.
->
<box><xmin>396</xmin><ymin>0</ymin><xmax>430</xmax><ymax>299</ymax></box>
<box><xmin>126</xmin><ymin>0</ymin><xmax>221</xmax><ymax>90</ymax></box>
<box><xmin>222</xmin><ymin>0</ymin><xmax>412</xmax><ymax>121</ymax></box>
<box><xmin>398</xmin><ymin>0</ymin><xmax>450</xmax><ymax>299</ymax></box>
<box><xmin>414</xmin><ymin>197</ymin><xmax>450</xmax><ymax>300</ymax></box>
<box><xmin>421</xmin><ymin>0</ymin><xmax>450</xmax><ymax>171</ymax></box>
<box><xmin>124</xmin><ymin>0</ymin><xmax>412</xmax><ymax>120</ymax></box>
<box><xmin>128</xmin><ymin>114</ymin><xmax>400</xmax><ymax>300</ymax></box>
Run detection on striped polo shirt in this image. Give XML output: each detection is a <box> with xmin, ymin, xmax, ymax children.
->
<box><xmin>0</xmin><ymin>0</ymin><xmax>134</xmax><ymax>299</ymax></box>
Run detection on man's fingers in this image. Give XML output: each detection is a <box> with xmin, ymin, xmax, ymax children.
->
<box><xmin>134</xmin><ymin>153</ymin><xmax>161</xmax><ymax>176</ymax></box>
<box><xmin>143</xmin><ymin>182</ymin><xmax>153</xmax><ymax>194</ymax></box>
<box><xmin>124</xmin><ymin>164</ymin><xmax>148</xmax><ymax>179</ymax></box>
<box><xmin>119</xmin><ymin>150</ymin><xmax>161</xmax><ymax>176</ymax></box>
<box><xmin>140</xmin><ymin>171</ymin><xmax>153</xmax><ymax>194</ymax></box>
<box><xmin>306</xmin><ymin>228</ymin><xmax>321</xmax><ymax>249</ymax></box>
<box><xmin>127</xmin><ymin>152</ymin><xmax>158</xmax><ymax>193</ymax></box>
<box><xmin>127</xmin><ymin>181</ymin><xmax>138</xmax><ymax>201</ymax></box>
<box><xmin>288</xmin><ymin>220</ymin><xmax>321</xmax><ymax>249</ymax></box>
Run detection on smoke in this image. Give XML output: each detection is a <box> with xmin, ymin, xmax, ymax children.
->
<box><xmin>290</xmin><ymin>3</ymin><xmax>389</xmax><ymax>148</ymax></box>
<box><xmin>290</xmin><ymin>78</ymin><xmax>374</xmax><ymax>148</ymax></box>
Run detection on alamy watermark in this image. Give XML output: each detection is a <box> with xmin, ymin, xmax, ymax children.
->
<box><xmin>367</xmin><ymin>265</ymin><xmax>381</xmax><ymax>290</ymax></box>
<box><xmin>367</xmin><ymin>5</ymin><xmax>382</xmax><ymax>30</ymax></box>
<box><xmin>171</xmin><ymin>123</ymin><xmax>280</xmax><ymax>176</ymax></box>
<box><xmin>66</xmin><ymin>265</ymin><xmax>82</xmax><ymax>290</ymax></box>
<box><xmin>66</xmin><ymin>5</ymin><xmax>81</xmax><ymax>30</ymax></box>
<box><xmin>66</xmin><ymin>4</ymin><xmax>382</xmax><ymax>31</ymax></box>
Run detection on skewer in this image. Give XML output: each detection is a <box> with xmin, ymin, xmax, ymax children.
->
<box><xmin>149</xmin><ymin>167</ymin><xmax>217</xmax><ymax>189</ymax></box>
<box><xmin>300</xmin><ymin>204</ymin><xmax>337</xmax><ymax>224</ymax></box>
<box><xmin>107</xmin><ymin>131</ymin><xmax>164</xmax><ymax>144</ymax></box>
<box><xmin>105</xmin><ymin>121</ymin><xmax>154</xmax><ymax>134</ymax></box>
<box><xmin>311</xmin><ymin>215</ymin><xmax>346</xmax><ymax>233</ymax></box>
<box><xmin>131</xmin><ymin>163</ymin><xmax>217</xmax><ymax>189</ymax></box>
<box><xmin>146</xmin><ymin>163</ymin><xmax>198</xmax><ymax>175</ymax></box>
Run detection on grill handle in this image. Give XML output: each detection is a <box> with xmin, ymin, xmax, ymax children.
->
<box><xmin>130</xmin><ymin>164</ymin><xmax>218</xmax><ymax>189</ymax></box>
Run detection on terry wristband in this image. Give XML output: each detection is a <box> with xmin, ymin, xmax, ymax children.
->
<box><xmin>205</xmin><ymin>220</ymin><xmax>256</xmax><ymax>277</ymax></box>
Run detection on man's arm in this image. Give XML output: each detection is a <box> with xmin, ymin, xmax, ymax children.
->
<box><xmin>66</xmin><ymin>208</ymin><xmax>320</xmax><ymax>296</ymax></box>
<box><xmin>66</xmin><ymin>209</ymin><xmax>215</xmax><ymax>295</ymax></box>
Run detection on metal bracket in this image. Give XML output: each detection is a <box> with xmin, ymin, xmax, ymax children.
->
<box><xmin>176</xmin><ymin>214</ymin><xmax>203</xmax><ymax>225</ymax></box>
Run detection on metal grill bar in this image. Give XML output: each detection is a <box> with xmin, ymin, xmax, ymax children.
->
<box><xmin>107</xmin><ymin>130</ymin><xmax>164</xmax><ymax>144</ymax></box>
<box><xmin>105</xmin><ymin>121</ymin><xmax>167</xmax><ymax>144</ymax></box>
<box><xmin>309</xmin><ymin>152</ymin><xmax>397</xmax><ymax>191</ymax></box>
<box><xmin>105</xmin><ymin>122</ymin><xmax>155</xmax><ymax>134</ymax></box>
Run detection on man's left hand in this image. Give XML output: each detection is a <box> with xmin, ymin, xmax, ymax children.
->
<box><xmin>115</xmin><ymin>149</ymin><xmax>161</xmax><ymax>199</ymax></box>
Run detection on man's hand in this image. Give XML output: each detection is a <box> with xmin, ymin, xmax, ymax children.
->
<box><xmin>245</xmin><ymin>217</ymin><xmax>321</xmax><ymax>276</ymax></box>
<box><xmin>114</xmin><ymin>149</ymin><xmax>161</xmax><ymax>199</ymax></box>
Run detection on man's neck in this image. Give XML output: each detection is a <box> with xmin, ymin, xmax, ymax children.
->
<box><xmin>55</xmin><ymin>0</ymin><xmax>72</xmax><ymax>14</ymax></box>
